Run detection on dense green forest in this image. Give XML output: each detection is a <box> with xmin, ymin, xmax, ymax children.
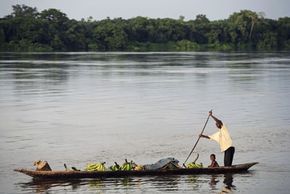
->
<box><xmin>0</xmin><ymin>4</ymin><xmax>290</xmax><ymax>51</ymax></box>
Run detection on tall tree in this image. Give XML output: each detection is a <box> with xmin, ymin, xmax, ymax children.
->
<box><xmin>11</xmin><ymin>4</ymin><xmax>38</xmax><ymax>18</ymax></box>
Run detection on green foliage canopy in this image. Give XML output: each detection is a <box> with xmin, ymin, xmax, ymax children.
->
<box><xmin>0</xmin><ymin>5</ymin><xmax>289</xmax><ymax>51</ymax></box>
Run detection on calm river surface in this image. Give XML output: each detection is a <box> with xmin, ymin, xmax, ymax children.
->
<box><xmin>1</xmin><ymin>52</ymin><xmax>290</xmax><ymax>193</ymax></box>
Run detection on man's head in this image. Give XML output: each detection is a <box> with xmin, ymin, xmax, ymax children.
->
<box><xmin>210</xmin><ymin>154</ymin><xmax>216</xmax><ymax>161</ymax></box>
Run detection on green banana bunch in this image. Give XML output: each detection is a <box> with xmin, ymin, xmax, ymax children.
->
<box><xmin>109</xmin><ymin>162</ymin><xmax>121</xmax><ymax>171</ymax></box>
<box><xmin>85</xmin><ymin>162</ymin><xmax>107</xmax><ymax>171</ymax></box>
<box><xmin>186</xmin><ymin>162</ymin><xmax>203</xmax><ymax>169</ymax></box>
<box><xmin>121</xmin><ymin>159</ymin><xmax>133</xmax><ymax>171</ymax></box>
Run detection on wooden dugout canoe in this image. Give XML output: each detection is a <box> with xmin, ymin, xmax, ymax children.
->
<box><xmin>14</xmin><ymin>162</ymin><xmax>258</xmax><ymax>180</ymax></box>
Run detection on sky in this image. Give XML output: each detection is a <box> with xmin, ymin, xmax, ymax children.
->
<box><xmin>0</xmin><ymin>0</ymin><xmax>290</xmax><ymax>21</ymax></box>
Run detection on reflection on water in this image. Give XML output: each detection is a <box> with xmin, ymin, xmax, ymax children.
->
<box><xmin>17</xmin><ymin>174</ymin><xmax>240</xmax><ymax>194</ymax></box>
<box><xmin>221</xmin><ymin>174</ymin><xmax>236</xmax><ymax>193</ymax></box>
<box><xmin>209</xmin><ymin>175</ymin><xmax>220</xmax><ymax>190</ymax></box>
<box><xmin>17</xmin><ymin>179</ymin><xmax>83</xmax><ymax>194</ymax></box>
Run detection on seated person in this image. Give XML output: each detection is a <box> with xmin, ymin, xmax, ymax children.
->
<box><xmin>208</xmin><ymin>154</ymin><xmax>219</xmax><ymax>167</ymax></box>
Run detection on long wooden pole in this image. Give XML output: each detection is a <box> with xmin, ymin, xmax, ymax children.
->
<box><xmin>183</xmin><ymin>111</ymin><xmax>211</xmax><ymax>167</ymax></box>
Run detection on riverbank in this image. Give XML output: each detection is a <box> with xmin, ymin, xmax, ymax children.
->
<box><xmin>2</xmin><ymin>40</ymin><xmax>289</xmax><ymax>52</ymax></box>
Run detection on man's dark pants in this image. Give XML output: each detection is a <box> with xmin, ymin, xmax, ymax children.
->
<box><xmin>224</xmin><ymin>146</ymin><xmax>235</xmax><ymax>166</ymax></box>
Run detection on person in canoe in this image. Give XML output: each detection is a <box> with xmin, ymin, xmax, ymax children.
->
<box><xmin>200</xmin><ymin>111</ymin><xmax>235</xmax><ymax>166</ymax></box>
<box><xmin>208</xmin><ymin>154</ymin><xmax>219</xmax><ymax>167</ymax></box>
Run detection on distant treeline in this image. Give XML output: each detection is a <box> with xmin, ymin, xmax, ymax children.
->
<box><xmin>0</xmin><ymin>4</ymin><xmax>290</xmax><ymax>51</ymax></box>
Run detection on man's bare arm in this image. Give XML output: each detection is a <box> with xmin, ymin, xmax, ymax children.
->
<box><xmin>209</xmin><ymin>110</ymin><xmax>223</xmax><ymax>126</ymax></box>
<box><xmin>199</xmin><ymin>134</ymin><xmax>210</xmax><ymax>139</ymax></box>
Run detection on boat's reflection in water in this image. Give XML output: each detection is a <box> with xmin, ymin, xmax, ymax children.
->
<box><xmin>17</xmin><ymin>174</ymin><xmax>238</xmax><ymax>193</ymax></box>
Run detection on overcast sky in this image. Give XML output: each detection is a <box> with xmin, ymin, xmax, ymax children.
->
<box><xmin>0</xmin><ymin>0</ymin><xmax>289</xmax><ymax>21</ymax></box>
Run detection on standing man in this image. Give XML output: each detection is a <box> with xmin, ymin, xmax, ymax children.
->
<box><xmin>200</xmin><ymin>111</ymin><xmax>235</xmax><ymax>166</ymax></box>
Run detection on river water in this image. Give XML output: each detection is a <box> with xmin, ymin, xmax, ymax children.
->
<box><xmin>0</xmin><ymin>52</ymin><xmax>290</xmax><ymax>193</ymax></box>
